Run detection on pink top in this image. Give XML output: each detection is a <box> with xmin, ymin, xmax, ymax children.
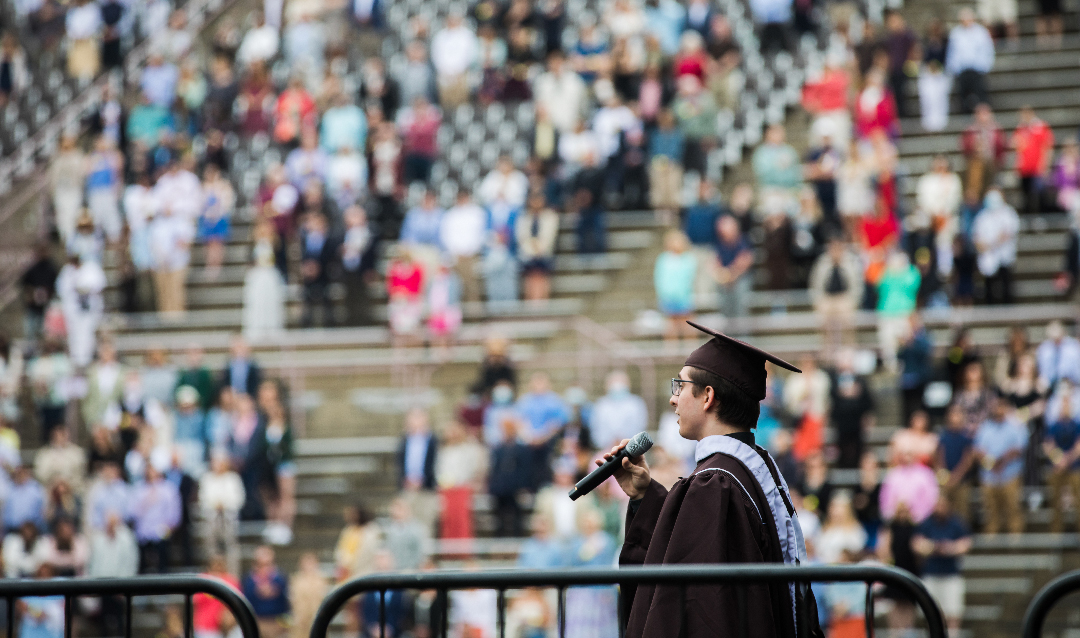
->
<box><xmin>879</xmin><ymin>463</ymin><xmax>940</xmax><ymax>523</ymax></box>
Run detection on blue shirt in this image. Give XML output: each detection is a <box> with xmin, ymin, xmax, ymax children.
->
<box><xmin>399</xmin><ymin>206</ymin><xmax>445</xmax><ymax>247</ymax></box>
<box><xmin>517</xmin><ymin>537</ymin><xmax>568</xmax><ymax>569</ymax></box>
<box><xmin>1046</xmin><ymin>418</ymin><xmax>1080</xmax><ymax>469</ymax></box>
<box><xmin>174</xmin><ymin>408</ymin><xmax>207</xmax><ymax>444</ymax></box>
<box><xmin>916</xmin><ymin>514</ymin><xmax>969</xmax><ymax>576</ymax></box>
<box><xmin>515</xmin><ymin>392</ymin><xmax>570</xmax><ymax>441</ymax></box>
<box><xmin>973</xmin><ymin>417</ymin><xmax>1027</xmax><ymax>485</ymax></box>
<box><xmin>644</xmin><ymin>0</ymin><xmax>686</xmax><ymax>56</ymax></box>
<box><xmin>683</xmin><ymin>202</ymin><xmax>720</xmax><ymax>245</ymax></box>
<box><xmin>483</xmin><ymin>403</ymin><xmax>523</xmax><ymax>447</ymax></box>
<box><xmin>130</xmin><ymin>478</ymin><xmax>181</xmax><ymax>542</ymax></box>
<box><xmin>87</xmin><ymin>479</ymin><xmax>131</xmax><ymax>531</ymax></box>
<box><xmin>2</xmin><ymin>479</ymin><xmax>45</xmax><ymax>532</ymax></box>
<box><xmin>320</xmin><ymin>105</ymin><xmax>368</xmax><ymax>153</ymax></box>
<box><xmin>141</xmin><ymin>63</ymin><xmax>179</xmax><ymax>108</ymax></box>
<box><xmin>649</xmin><ymin>129</ymin><xmax>685</xmax><ymax>162</ymax></box>
<box><xmin>715</xmin><ymin>234</ymin><xmax>752</xmax><ymax>268</ymax></box>
<box><xmin>243</xmin><ymin>569</ymin><xmax>290</xmax><ymax>617</ymax></box>
<box><xmin>939</xmin><ymin>429</ymin><xmax>973</xmax><ymax>472</ymax></box>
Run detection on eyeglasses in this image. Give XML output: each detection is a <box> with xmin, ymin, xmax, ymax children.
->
<box><xmin>671</xmin><ymin>378</ymin><xmax>698</xmax><ymax>397</ymax></box>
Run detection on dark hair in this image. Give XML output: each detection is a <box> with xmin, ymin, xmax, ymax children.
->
<box><xmin>686</xmin><ymin>367</ymin><xmax>760</xmax><ymax>430</ymax></box>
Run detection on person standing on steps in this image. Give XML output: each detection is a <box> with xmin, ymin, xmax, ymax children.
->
<box><xmin>603</xmin><ymin>321</ymin><xmax>823</xmax><ymax>638</ymax></box>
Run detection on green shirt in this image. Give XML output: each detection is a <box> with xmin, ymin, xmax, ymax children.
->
<box><xmin>877</xmin><ymin>264</ymin><xmax>921</xmax><ymax>316</ymax></box>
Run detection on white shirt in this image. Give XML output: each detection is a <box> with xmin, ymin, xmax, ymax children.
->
<box><xmin>327</xmin><ymin>152</ymin><xmax>369</xmax><ymax>201</ymax></box>
<box><xmin>153</xmin><ymin>169</ymin><xmax>203</xmax><ymax>225</ymax></box>
<box><xmin>236</xmin><ymin>25</ymin><xmax>280</xmax><ymax>66</ymax></box>
<box><xmin>946</xmin><ymin>23</ymin><xmax>995</xmax><ymax>74</ymax></box>
<box><xmin>478</xmin><ymin>169</ymin><xmax>529</xmax><ymax>209</ymax></box>
<box><xmin>533</xmin><ymin>70</ymin><xmax>588</xmax><ymax>133</ymax></box>
<box><xmin>915</xmin><ymin>172</ymin><xmax>962</xmax><ymax>221</ymax></box>
<box><xmin>589</xmin><ymin>391</ymin><xmax>648</xmax><ymax>449</ymax></box>
<box><xmin>66</xmin><ymin>3</ymin><xmax>102</xmax><ymax>39</ymax></box>
<box><xmin>198</xmin><ymin>471</ymin><xmax>246</xmax><ymax>514</ymax></box>
<box><xmin>431</xmin><ymin>26</ymin><xmax>478</xmax><ymax>78</ymax></box>
<box><xmin>149</xmin><ymin>214</ymin><xmax>195</xmax><ymax>271</ymax></box>
<box><xmin>558</xmin><ymin>129</ymin><xmax>599</xmax><ymax>167</ymax></box>
<box><xmin>123</xmin><ymin>184</ymin><xmax>159</xmax><ymax>233</ymax></box>
<box><xmin>592</xmin><ymin>105</ymin><xmax>641</xmax><ymax>158</ymax></box>
<box><xmin>972</xmin><ymin>203</ymin><xmax>1019</xmax><ymax>275</ymax></box>
<box><xmin>439</xmin><ymin>203</ymin><xmax>488</xmax><ymax>257</ymax></box>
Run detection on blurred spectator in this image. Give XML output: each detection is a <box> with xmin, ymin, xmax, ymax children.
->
<box><xmin>480</xmin><ymin>155</ymin><xmax>530</xmax><ymax>218</ymax></box>
<box><xmin>974</xmin><ymin>395</ymin><xmax>1027</xmax><ymax>534</ymax></box>
<box><xmin>816</xmin><ymin>492</ymin><xmax>867</xmax><ymax>563</ymax></box>
<box><xmin>237</xmin><ymin>12</ymin><xmax>280</xmax><ymax>67</ymax></box>
<box><xmin>87</xmin><ymin>512</ymin><xmax>138</xmax><ymax>577</ymax></box>
<box><xmin>564</xmin><ymin>510</ymin><xmax>619</xmax><ymax>635</ymax></box>
<box><xmin>383</xmin><ymin>498</ymin><xmax>430</xmax><ymax>571</ymax></box>
<box><xmin>489</xmin><ymin>416</ymin><xmax>532</xmax><ymax>537</ymax></box>
<box><xmin>973</xmin><ymin>186</ymin><xmax>1019</xmax><ymax>304</ymax></box>
<box><xmin>1043</xmin><ymin>384</ymin><xmax>1080</xmax><ymax>533</ymax></box>
<box><xmin>912</xmin><ymin>498</ymin><xmax>971</xmax><ymax>633</ymax></box>
<box><xmin>435</xmin><ymin>421</ymin><xmax>488</xmax><ymax>539</ymax></box>
<box><xmin>713</xmin><ymin>215</ymin><xmax>753</xmax><ymax>319</ymax></box>
<box><xmin>799</xmin><ymin>452</ymin><xmax>833</xmax><ymax>517</ymax></box>
<box><xmin>27</xmin><ymin>340</ymin><xmax>72</xmax><ymax>442</ymax></box>
<box><xmin>749</xmin><ymin>0</ymin><xmax>791</xmax><ymax>53</ymax></box>
<box><xmin>946</xmin><ymin>9</ymin><xmax>994</xmax><ymax>114</ymax></box>
<box><xmin>830</xmin><ymin>351</ymin><xmax>875</xmax><ymax>469</ymax></box>
<box><xmin>20</xmin><ymin>244</ymin><xmax>59</xmax><ymax>345</ymax></box>
<box><xmin>85</xmin><ymin>462</ymin><xmax>129</xmax><ymax>533</ymax></box>
<box><xmin>398</xmin><ymin>408</ymin><xmax>438</xmax><ymax>491</ymax></box>
<box><xmin>809</xmin><ymin>239</ymin><xmax>864</xmax><ymax>358</ymax></box>
<box><xmin>672</xmin><ymin>75</ymin><xmax>717</xmax><ymax>176</ymax></box>
<box><xmin>340</xmin><ymin>206</ymin><xmax>376</xmax><ymax>326</ymax></box>
<box><xmin>400</xmin><ymin>189</ymin><xmax>445</xmax><ymax>269</ymax></box>
<box><xmin>198</xmin><ymin>164</ymin><xmax>235</xmax><ymax>281</ymax></box>
<box><xmin>533</xmin><ymin>51</ymin><xmax>587</xmax><ymax>133</ymax></box>
<box><xmin>149</xmin><ymin>204</ymin><xmax>194</xmax><ymax>318</ymax></box>
<box><xmin>68</xmin><ymin>213</ymin><xmax>105</xmax><ymax>265</ymax></box>
<box><xmin>298</xmin><ymin>213</ymin><xmax>337</xmax><ymax>328</ymax></box>
<box><xmin>85</xmin><ymin>136</ymin><xmax>124</xmax><ymax>244</ymax></box>
<box><xmin>802</xmin><ymin>56</ymin><xmax>851</xmax><ymax>152</ymax></box>
<box><xmin>753</xmin><ymin>124</ymin><xmax>801</xmax><ymax>218</ymax></box>
<box><xmin>243</xmin><ymin>222</ymin><xmax>287</xmax><ymax>341</ymax></box>
<box><xmin>897</xmin><ymin>316</ymin><xmax>934</xmax><ymax>423</ymax></box>
<box><xmin>4</xmin><ymin>465</ymin><xmax>46</xmax><ymax>534</ymax></box>
<box><xmin>223</xmin><ymin>336</ymin><xmax>263</xmax><ymax>397</ymax></box>
<box><xmin>648</xmin><ymin>109</ymin><xmax>686</xmax><ymax>214</ymax></box>
<box><xmin>0</xmin><ymin>33</ymin><xmax>28</xmax><ymax>107</ymax></box>
<box><xmin>882</xmin><ymin>11</ymin><xmax>916</xmax><ymax>118</ymax></box>
<box><xmin>431</xmin><ymin>13</ymin><xmax>477</xmax><ymax>109</ymax></box>
<box><xmin>1036</xmin><ymin>320</ymin><xmax>1080</xmax><ymax>389</ymax></box>
<box><xmin>131</xmin><ymin>460</ymin><xmax>181</xmax><ymax>573</ymax></box>
<box><xmin>387</xmin><ymin>246</ymin><xmax>425</xmax><ymax>343</ymax></box>
<box><xmin>440</xmin><ymin>191</ymin><xmax>487</xmax><ymax>304</ymax></box>
<box><xmin>285</xmin><ymin>129</ymin><xmax>329</xmax><ymax>190</ymax></box>
<box><xmin>570</xmin><ymin>150</ymin><xmax>607</xmax><ymax>254</ymax></box>
<box><xmin>50</xmin><ymin>137</ymin><xmax>87</xmax><ymax>244</ymax></box>
<box><xmin>34</xmin><ymin>428</ymin><xmax>86</xmax><ymax>493</ymax></box>
<box><xmin>141</xmin><ymin>53</ymin><xmax>179</xmax><ymax>109</ymax></box>
<box><xmin>194</xmin><ymin>556</ymin><xmax>240</xmax><ymax>638</ymax></box>
<box><xmin>255</xmin><ymin>380</ymin><xmax>296</xmax><ymax>545</ymax></box>
<box><xmin>786</xmin><ymin>355</ymin><xmax>830</xmax><ymax>460</ymax></box>
<box><xmin>876</xmin><ymin>252</ymin><xmax>920</xmax><ymax>373</ymax></box>
<box><xmin>481</xmin><ymin>233</ymin><xmax>518</xmax><ymax>305</ymax></box>
<box><xmin>516</xmin><ymin>193</ymin><xmax>560</xmax><ymax>301</ymax></box>
<box><xmin>954</xmin><ymin>362</ymin><xmax>993</xmax><ymax>435</ymax></box>
<box><xmin>398</xmin><ymin>41</ymin><xmax>436</xmax><ymax>107</ymax></box>
<box><xmin>853</xmin><ymin>452</ymin><xmax>883</xmax><ymax>545</ymax></box>
<box><xmin>918</xmin><ymin>58</ymin><xmax>951</xmax><ymax>133</ymax></box>
<box><xmin>65</xmin><ymin>0</ymin><xmax>102</xmax><ymax>81</ymax></box>
<box><xmin>978</xmin><ymin>0</ymin><xmax>1019</xmax><ymax>42</ymax></box>
<box><xmin>39</xmin><ymin>518</ymin><xmax>88</xmax><ymax>577</ymax></box>
<box><xmin>653</xmin><ymin>229</ymin><xmax>697</xmax><ymax>341</ymax></box>
<box><xmin>476</xmin><ymin>339</ymin><xmax>518</xmax><ymax>401</ymax></box>
<box><xmin>199</xmin><ymin>452</ymin><xmax>245</xmax><ymax>575</ymax></box>
<box><xmin>3</xmin><ymin>521</ymin><xmax>46</xmax><ymax>577</ymax></box>
<box><xmin>397</xmin><ymin>96</ymin><xmax>442</xmax><ymax>184</ymax></box>
<box><xmin>516</xmin><ymin>372</ymin><xmax>570</xmax><ymax>448</ymax></box>
<box><xmin>289</xmin><ymin>552</ymin><xmax>329</xmax><ymax>638</ymax></box>
<box><xmin>17</xmin><ymin>567</ymin><xmax>64</xmax><ymax>638</ymax></box>
<box><xmin>273</xmin><ymin>77</ymin><xmax>316</xmax><ymax>147</ymax></box>
<box><xmin>1012</xmin><ymin>106</ymin><xmax>1055</xmax><ymax>215</ymax></box>
<box><xmin>879</xmin><ymin>445</ymin><xmax>939</xmax><ymax>524</ymax></box>
<box><xmin>995</xmin><ymin>326</ymin><xmax>1034</xmax><ymax>389</ymax></box>
<box><xmin>56</xmin><ymin>253</ymin><xmax>106</xmax><ymax>367</ymax></box>
<box><xmin>1054</xmin><ymin>139</ymin><xmax>1080</xmax><ymax>218</ymax></box>
<box><xmin>890</xmin><ymin>410</ymin><xmax>939</xmax><ymax>468</ymax></box>
<box><xmin>243</xmin><ymin>545</ymin><xmax>291</xmax><ymax>638</ymax></box>
<box><xmin>854</xmin><ymin>70</ymin><xmax>899</xmax><ymax>141</ymax></box>
<box><xmin>589</xmin><ymin>371</ymin><xmax>648</xmax><ymax>450</ymax></box>
<box><xmin>915</xmin><ymin>155</ymin><xmax>962</xmax><ymax>276</ymax></box>
<box><xmin>334</xmin><ymin>504</ymin><xmax>381</xmax><ymax>581</ymax></box>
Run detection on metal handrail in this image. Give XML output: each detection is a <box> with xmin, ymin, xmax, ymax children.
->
<box><xmin>309</xmin><ymin>564</ymin><xmax>947</xmax><ymax>638</ymax></box>
<box><xmin>0</xmin><ymin>575</ymin><xmax>259</xmax><ymax>638</ymax></box>
<box><xmin>1021</xmin><ymin>569</ymin><xmax>1080</xmax><ymax>638</ymax></box>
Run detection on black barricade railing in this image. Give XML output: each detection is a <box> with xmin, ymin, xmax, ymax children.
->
<box><xmin>1022</xmin><ymin>569</ymin><xmax>1080</xmax><ymax>638</ymax></box>
<box><xmin>0</xmin><ymin>576</ymin><xmax>259</xmax><ymax>638</ymax></box>
<box><xmin>309</xmin><ymin>564</ymin><xmax>946</xmax><ymax>638</ymax></box>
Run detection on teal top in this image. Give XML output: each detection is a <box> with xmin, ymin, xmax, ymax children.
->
<box><xmin>752</xmin><ymin>143</ymin><xmax>802</xmax><ymax>190</ymax></box>
<box><xmin>654</xmin><ymin>251</ymin><xmax>698</xmax><ymax>306</ymax></box>
<box><xmin>877</xmin><ymin>264</ymin><xmax>921</xmax><ymax>316</ymax></box>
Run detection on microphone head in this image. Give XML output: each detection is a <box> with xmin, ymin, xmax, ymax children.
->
<box><xmin>624</xmin><ymin>431</ymin><xmax>654</xmax><ymax>457</ymax></box>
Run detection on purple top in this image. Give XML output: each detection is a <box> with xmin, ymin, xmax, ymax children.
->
<box><xmin>130</xmin><ymin>478</ymin><xmax>181</xmax><ymax>542</ymax></box>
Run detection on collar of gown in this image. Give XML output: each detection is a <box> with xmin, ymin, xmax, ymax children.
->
<box><xmin>694</xmin><ymin>431</ymin><xmax>756</xmax><ymax>463</ymax></box>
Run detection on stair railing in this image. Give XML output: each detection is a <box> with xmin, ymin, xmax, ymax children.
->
<box><xmin>1022</xmin><ymin>569</ymin><xmax>1080</xmax><ymax>638</ymax></box>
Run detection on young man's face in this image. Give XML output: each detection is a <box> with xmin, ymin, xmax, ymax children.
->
<box><xmin>671</xmin><ymin>366</ymin><xmax>710</xmax><ymax>440</ymax></box>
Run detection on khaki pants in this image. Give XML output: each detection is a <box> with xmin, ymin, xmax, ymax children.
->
<box><xmin>648</xmin><ymin>157</ymin><xmax>683</xmax><ymax>211</ymax></box>
<box><xmin>981</xmin><ymin>476</ymin><xmax>1024</xmax><ymax>535</ymax></box>
<box><xmin>258</xmin><ymin>618</ymin><xmax>286</xmax><ymax>638</ymax></box>
<box><xmin>877</xmin><ymin>314</ymin><xmax>912</xmax><ymax>372</ymax></box>
<box><xmin>438</xmin><ymin>75</ymin><xmax>470</xmax><ymax>110</ymax></box>
<box><xmin>815</xmin><ymin>295</ymin><xmax>857</xmax><ymax>360</ymax></box>
<box><xmin>454</xmin><ymin>255</ymin><xmax>481</xmax><ymax>304</ymax></box>
<box><xmin>1048</xmin><ymin>469</ymin><xmax>1080</xmax><ymax>533</ymax></box>
<box><xmin>153</xmin><ymin>268</ymin><xmax>188</xmax><ymax>315</ymax></box>
<box><xmin>941</xmin><ymin>481</ymin><xmax>972</xmax><ymax>528</ymax></box>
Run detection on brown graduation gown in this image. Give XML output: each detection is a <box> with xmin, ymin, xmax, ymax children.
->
<box><xmin>619</xmin><ymin>449</ymin><xmax>798</xmax><ymax>638</ymax></box>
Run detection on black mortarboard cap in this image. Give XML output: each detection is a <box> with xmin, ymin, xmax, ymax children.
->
<box><xmin>683</xmin><ymin>321</ymin><xmax>801</xmax><ymax>401</ymax></box>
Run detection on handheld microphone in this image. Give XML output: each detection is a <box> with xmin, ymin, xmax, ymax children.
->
<box><xmin>568</xmin><ymin>431</ymin><xmax>653</xmax><ymax>501</ymax></box>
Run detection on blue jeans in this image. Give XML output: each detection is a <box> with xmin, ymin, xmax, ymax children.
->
<box><xmin>577</xmin><ymin>207</ymin><xmax>606</xmax><ymax>254</ymax></box>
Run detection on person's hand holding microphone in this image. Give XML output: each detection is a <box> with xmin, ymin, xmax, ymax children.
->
<box><xmin>568</xmin><ymin>432</ymin><xmax>654</xmax><ymax>501</ymax></box>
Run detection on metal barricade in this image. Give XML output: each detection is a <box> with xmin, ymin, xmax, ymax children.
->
<box><xmin>310</xmin><ymin>564</ymin><xmax>946</xmax><ymax>638</ymax></box>
<box><xmin>0</xmin><ymin>575</ymin><xmax>259</xmax><ymax>638</ymax></box>
<box><xmin>1022</xmin><ymin>569</ymin><xmax>1080</xmax><ymax>638</ymax></box>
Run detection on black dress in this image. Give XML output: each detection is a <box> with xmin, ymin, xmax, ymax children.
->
<box><xmin>882</xmin><ymin>519</ymin><xmax>920</xmax><ymax>601</ymax></box>
<box><xmin>1005</xmin><ymin>387</ymin><xmax>1045</xmax><ymax>487</ymax></box>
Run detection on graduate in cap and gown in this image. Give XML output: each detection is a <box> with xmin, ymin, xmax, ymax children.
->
<box><xmin>599</xmin><ymin>321</ymin><xmax>824</xmax><ymax>638</ymax></box>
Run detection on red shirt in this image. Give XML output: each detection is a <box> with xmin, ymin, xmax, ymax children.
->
<box><xmin>193</xmin><ymin>573</ymin><xmax>240</xmax><ymax>632</ymax></box>
<box><xmin>273</xmin><ymin>89</ymin><xmax>317</xmax><ymax>144</ymax></box>
<box><xmin>387</xmin><ymin>261</ymin><xmax>424</xmax><ymax>297</ymax></box>
<box><xmin>400</xmin><ymin>106</ymin><xmax>442</xmax><ymax>158</ymax></box>
<box><xmin>854</xmin><ymin>89</ymin><xmax>898</xmax><ymax>140</ymax></box>
<box><xmin>801</xmin><ymin>69</ymin><xmax>849</xmax><ymax>113</ymax></box>
<box><xmin>673</xmin><ymin>52</ymin><xmax>708</xmax><ymax>80</ymax></box>
<box><xmin>1013</xmin><ymin>119</ymin><xmax>1054</xmax><ymax>176</ymax></box>
<box><xmin>860</xmin><ymin>212</ymin><xmax>899</xmax><ymax>251</ymax></box>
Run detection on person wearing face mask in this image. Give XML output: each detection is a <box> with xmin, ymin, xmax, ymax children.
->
<box><xmin>589</xmin><ymin>371</ymin><xmax>649</xmax><ymax>451</ymax></box>
<box><xmin>482</xmin><ymin>381</ymin><xmax>522</xmax><ymax>447</ymax></box>
<box><xmin>972</xmin><ymin>186</ymin><xmax>1019</xmax><ymax>305</ymax></box>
